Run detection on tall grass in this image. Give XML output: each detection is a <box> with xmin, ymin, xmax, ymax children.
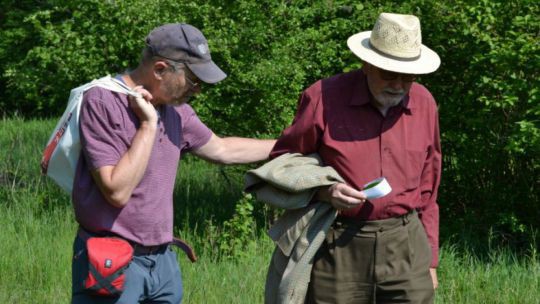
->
<box><xmin>437</xmin><ymin>244</ymin><xmax>539</xmax><ymax>303</ymax></box>
<box><xmin>1</xmin><ymin>117</ymin><xmax>539</xmax><ymax>303</ymax></box>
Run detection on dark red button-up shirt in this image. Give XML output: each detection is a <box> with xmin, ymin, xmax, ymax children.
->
<box><xmin>271</xmin><ymin>69</ymin><xmax>442</xmax><ymax>267</ymax></box>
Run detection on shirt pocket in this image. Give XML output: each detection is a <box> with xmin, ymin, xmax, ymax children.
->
<box><xmin>405</xmin><ymin>149</ymin><xmax>427</xmax><ymax>190</ymax></box>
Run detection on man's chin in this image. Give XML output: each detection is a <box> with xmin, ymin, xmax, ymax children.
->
<box><xmin>376</xmin><ymin>95</ymin><xmax>404</xmax><ymax>107</ymax></box>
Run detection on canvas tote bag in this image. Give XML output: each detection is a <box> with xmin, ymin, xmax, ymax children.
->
<box><xmin>41</xmin><ymin>76</ymin><xmax>140</xmax><ymax>193</ymax></box>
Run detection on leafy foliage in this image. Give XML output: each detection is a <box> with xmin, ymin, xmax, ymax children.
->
<box><xmin>216</xmin><ymin>194</ymin><xmax>257</xmax><ymax>259</ymax></box>
<box><xmin>0</xmin><ymin>0</ymin><xmax>538</xmax><ymax>247</ymax></box>
<box><xmin>417</xmin><ymin>0</ymin><xmax>539</xmax><ymax>244</ymax></box>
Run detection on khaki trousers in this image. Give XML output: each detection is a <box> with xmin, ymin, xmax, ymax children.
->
<box><xmin>306</xmin><ymin>211</ymin><xmax>434</xmax><ymax>304</ymax></box>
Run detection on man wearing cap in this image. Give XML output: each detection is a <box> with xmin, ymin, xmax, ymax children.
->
<box><xmin>71</xmin><ymin>23</ymin><xmax>275</xmax><ymax>303</ymax></box>
<box><xmin>271</xmin><ymin>13</ymin><xmax>441</xmax><ymax>303</ymax></box>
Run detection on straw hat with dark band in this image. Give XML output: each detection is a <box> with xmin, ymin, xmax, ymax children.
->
<box><xmin>347</xmin><ymin>13</ymin><xmax>441</xmax><ymax>74</ymax></box>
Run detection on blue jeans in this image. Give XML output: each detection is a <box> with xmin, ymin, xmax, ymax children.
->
<box><xmin>71</xmin><ymin>235</ymin><xmax>183</xmax><ymax>304</ymax></box>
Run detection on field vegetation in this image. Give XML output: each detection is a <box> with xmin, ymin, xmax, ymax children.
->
<box><xmin>0</xmin><ymin>118</ymin><xmax>538</xmax><ymax>303</ymax></box>
<box><xmin>0</xmin><ymin>0</ymin><xmax>538</xmax><ymax>302</ymax></box>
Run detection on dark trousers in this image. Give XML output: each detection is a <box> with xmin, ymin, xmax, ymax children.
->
<box><xmin>306</xmin><ymin>211</ymin><xmax>434</xmax><ymax>304</ymax></box>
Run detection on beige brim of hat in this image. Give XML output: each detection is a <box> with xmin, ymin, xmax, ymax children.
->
<box><xmin>348</xmin><ymin>31</ymin><xmax>441</xmax><ymax>74</ymax></box>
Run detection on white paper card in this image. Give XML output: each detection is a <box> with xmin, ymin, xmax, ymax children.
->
<box><xmin>362</xmin><ymin>177</ymin><xmax>392</xmax><ymax>199</ymax></box>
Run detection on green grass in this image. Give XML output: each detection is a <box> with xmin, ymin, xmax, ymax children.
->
<box><xmin>437</xmin><ymin>245</ymin><xmax>539</xmax><ymax>304</ymax></box>
<box><xmin>1</xmin><ymin>117</ymin><xmax>539</xmax><ymax>303</ymax></box>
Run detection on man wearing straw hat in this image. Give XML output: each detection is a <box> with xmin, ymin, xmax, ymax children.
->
<box><xmin>271</xmin><ymin>13</ymin><xmax>441</xmax><ymax>303</ymax></box>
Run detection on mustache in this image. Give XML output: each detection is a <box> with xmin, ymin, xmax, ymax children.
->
<box><xmin>383</xmin><ymin>88</ymin><xmax>405</xmax><ymax>95</ymax></box>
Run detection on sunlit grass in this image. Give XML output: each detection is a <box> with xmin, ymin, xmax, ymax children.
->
<box><xmin>0</xmin><ymin>117</ymin><xmax>538</xmax><ymax>303</ymax></box>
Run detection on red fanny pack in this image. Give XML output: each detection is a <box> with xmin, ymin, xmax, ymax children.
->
<box><xmin>84</xmin><ymin>237</ymin><xmax>133</xmax><ymax>296</ymax></box>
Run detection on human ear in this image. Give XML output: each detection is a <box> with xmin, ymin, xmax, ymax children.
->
<box><xmin>153</xmin><ymin>61</ymin><xmax>168</xmax><ymax>79</ymax></box>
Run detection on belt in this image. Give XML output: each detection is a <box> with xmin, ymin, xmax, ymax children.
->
<box><xmin>334</xmin><ymin>210</ymin><xmax>417</xmax><ymax>233</ymax></box>
<box><xmin>77</xmin><ymin>227</ymin><xmax>197</xmax><ymax>262</ymax></box>
<box><xmin>130</xmin><ymin>243</ymin><xmax>168</xmax><ymax>256</ymax></box>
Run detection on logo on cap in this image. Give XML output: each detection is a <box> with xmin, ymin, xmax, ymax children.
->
<box><xmin>197</xmin><ymin>44</ymin><xmax>208</xmax><ymax>55</ymax></box>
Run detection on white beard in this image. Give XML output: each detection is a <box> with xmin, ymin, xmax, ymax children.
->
<box><xmin>373</xmin><ymin>89</ymin><xmax>406</xmax><ymax>108</ymax></box>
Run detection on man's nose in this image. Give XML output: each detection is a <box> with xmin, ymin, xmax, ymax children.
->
<box><xmin>387</xmin><ymin>78</ymin><xmax>407</xmax><ymax>90</ymax></box>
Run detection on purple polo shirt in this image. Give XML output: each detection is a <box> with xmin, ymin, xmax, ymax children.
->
<box><xmin>271</xmin><ymin>69</ymin><xmax>442</xmax><ymax>267</ymax></box>
<box><xmin>72</xmin><ymin>86</ymin><xmax>212</xmax><ymax>246</ymax></box>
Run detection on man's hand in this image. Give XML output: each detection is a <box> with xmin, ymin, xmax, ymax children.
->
<box><xmin>316</xmin><ymin>183</ymin><xmax>367</xmax><ymax>210</ymax></box>
<box><xmin>129</xmin><ymin>86</ymin><xmax>157</xmax><ymax>125</ymax></box>
<box><xmin>430</xmin><ymin>268</ymin><xmax>438</xmax><ymax>289</ymax></box>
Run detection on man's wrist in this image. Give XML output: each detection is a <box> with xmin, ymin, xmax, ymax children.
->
<box><xmin>316</xmin><ymin>185</ymin><xmax>332</xmax><ymax>203</ymax></box>
<box><xmin>139</xmin><ymin>120</ymin><xmax>158</xmax><ymax>131</ymax></box>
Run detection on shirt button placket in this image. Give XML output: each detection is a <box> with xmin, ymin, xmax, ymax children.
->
<box><xmin>380</xmin><ymin>117</ymin><xmax>392</xmax><ymax>177</ymax></box>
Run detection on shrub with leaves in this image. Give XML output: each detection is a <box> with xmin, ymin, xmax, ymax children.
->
<box><xmin>1</xmin><ymin>0</ymin><xmax>538</xmax><ymax>248</ymax></box>
<box><xmin>217</xmin><ymin>194</ymin><xmax>256</xmax><ymax>259</ymax></box>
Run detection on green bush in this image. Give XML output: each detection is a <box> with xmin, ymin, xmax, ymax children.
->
<box><xmin>216</xmin><ymin>194</ymin><xmax>257</xmax><ymax>259</ymax></box>
<box><xmin>418</xmin><ymin>0</ymin><xmax>539</xmax><ymax>245</ymax></box>
<box><xmin>0</xmin><ymin>0</ymin><xmax>538</xmax><ymax>247</ymax></box>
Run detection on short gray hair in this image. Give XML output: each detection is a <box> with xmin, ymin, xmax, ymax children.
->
<box><xmin>140</xmin><ymin>46</ymin><xmax>185</xmax><ymax>73</ymax></box>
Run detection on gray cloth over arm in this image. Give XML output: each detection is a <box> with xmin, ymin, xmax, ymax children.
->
<box><xmin>244</xmin><ymin>153</ymin><xmax>345</xmax><ymax>304</ymax></box>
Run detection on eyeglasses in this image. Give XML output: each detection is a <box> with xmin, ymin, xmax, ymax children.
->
<box><xmin>162</xmin><ymin>59</ymin><xmax>200</xmax><ymax>88</ymax></box>
<box><xmin>182</xmin><ymin>69</ymin><xmax>200</xmax><ymax>88</ymax></box>
<box><xmin>378</xmin><ymin>69</ymin><xmax>416</xmax><ymax>82</ymax></box>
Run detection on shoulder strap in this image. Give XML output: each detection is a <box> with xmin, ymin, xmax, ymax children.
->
<box><xmin>90</xmin><ymin>75</ymin><xmax>141</xmax><ymax>98</ymax></box>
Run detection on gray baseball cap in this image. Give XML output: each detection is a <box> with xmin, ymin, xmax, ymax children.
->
<box><xmin>146</xmin><ymin>23</ymin><xmax>227</xmax><ymax>84</ymax></box>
